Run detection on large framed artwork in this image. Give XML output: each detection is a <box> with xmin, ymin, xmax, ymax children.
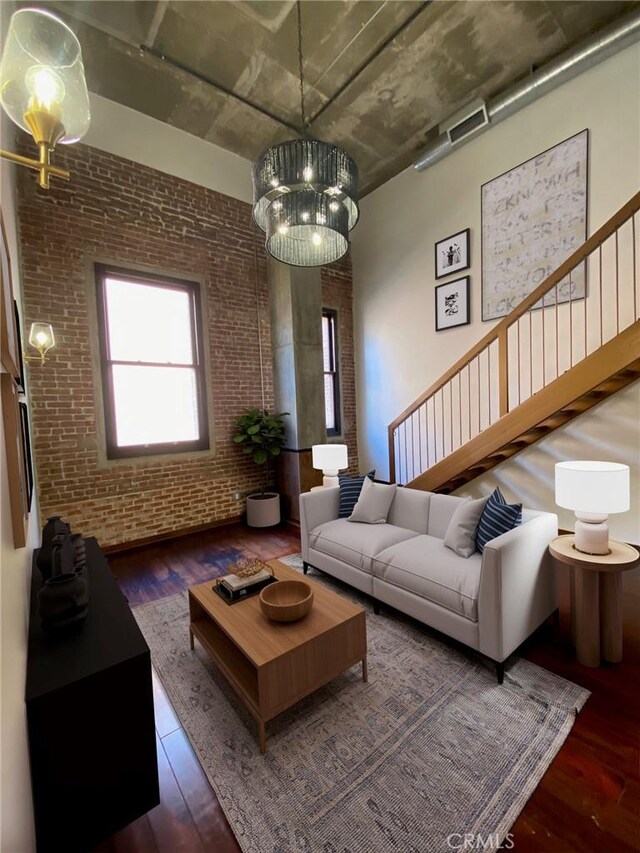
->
<box><xmin>1</xmin><ymin>214</ymin><xmax>21</xmax><ymax>379</ymax></box>
<box><xmin>1</xmin><ymin>373</ymin><xmax>28</xmax><ymax>548</ymax></box>
<box><xmin>435</xmin><ymin>276</ymin><xmax>470</xmax><ymax>331</ymax></box>
<box><xmin>481</xmin><ymin>129</ymin><xmax>588</xmax><ymax>321</ymax></box>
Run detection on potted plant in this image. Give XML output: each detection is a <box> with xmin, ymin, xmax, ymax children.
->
<box><xmin>233</xmin><ymin>408</ymin><xmax>288</xmax><ymax>527</ymax></box>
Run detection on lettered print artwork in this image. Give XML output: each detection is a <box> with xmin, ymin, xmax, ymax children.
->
<box><xmin>481</xmin><ymin>130</ymin><xmax>588</xmax><ymax>321</ymax></box>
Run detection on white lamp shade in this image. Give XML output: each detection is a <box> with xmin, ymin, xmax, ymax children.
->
<box><xmin>0</xmin><ymin>8</ymin><xmax>90</xmax><ymax>144</ymax></box>
<box><xmin>555</xmin><ymin>461</ymin><xmax>630</xmax><ymax>514</ymax></box>
<box><xmin>312</xmin><ymin>444</ymin><xmax>348</xmax><ymax>471</ymax></box>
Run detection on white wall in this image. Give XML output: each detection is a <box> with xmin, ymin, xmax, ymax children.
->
<box><xmin>84</xmin><ymin>92</ymin><xmax>253</xmax><ymax>204</ymax></box>
<box><xmin>1</xmin><ymin>122</ymin><xmax>38</xmax><ymax>851</ymax></box>
<box><xmin>466</xmin><ymin>381</ymin><xmax>640</xmax><ymax>544</ymax></box>
<box><xmin>352</xmin><ymin>43</ymin><xmax>640</xmax><ymax>542</ymax></box>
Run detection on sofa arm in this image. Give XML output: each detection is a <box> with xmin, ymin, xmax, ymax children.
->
<box><xmin>477</xmin><ymin>512</ymin><xmax>558</xmax><ymax>662</ymax></box>
<box><xmin>299</xmin><ymin>487</ymin><xmax>340</xmax><ymax>560</ymax></box>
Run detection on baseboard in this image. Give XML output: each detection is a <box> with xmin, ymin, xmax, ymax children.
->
<box><xmin>283</xmin><ymin>518</ymin><xmax>301</xmax><ymax>534</ymax></box>
<box><xmin>103</xmin><ymin>515</ymin><xmax>244</xmax><ymax>555</ymax></box>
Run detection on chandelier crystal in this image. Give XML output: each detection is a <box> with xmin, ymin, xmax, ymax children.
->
<box><xmin>252</xmin><ymin>4</ymin><xmax>359</xmax><ymax>267</ymax></box>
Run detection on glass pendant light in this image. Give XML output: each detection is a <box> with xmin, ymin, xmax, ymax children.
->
<box><xmin>0</xmin><ymin>8</ymin><xmax>90</xmax><ymax>187</ymax></box>
<box><xmin>252</xmin><ymin>2</ymin><xmax>359</xmax><ymax>267</ymax></box>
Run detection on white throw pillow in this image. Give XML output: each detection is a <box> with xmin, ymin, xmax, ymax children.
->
<box><xmin>348</xmin><ymin>477</ymin><xmax>397</xmax><ymax>524</ymax></box>
<box><xmin>443</xmin><ymin>496</ymin><xmax>489</xmax><ymax>557</ymax></box>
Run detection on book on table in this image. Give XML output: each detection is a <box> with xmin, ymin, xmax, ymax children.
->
<box><xmin>220</xmin><ymin>569</ymin><xmax>272</xmax><ymax>592</ymax></box>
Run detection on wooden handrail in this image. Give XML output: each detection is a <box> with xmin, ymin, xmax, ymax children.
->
<box><xmin>388</xmin><ymin>190</ymin><xmax>640</xmax><ymax>433</ymax></box>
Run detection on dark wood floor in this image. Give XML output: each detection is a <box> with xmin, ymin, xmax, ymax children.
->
<box><xmin>96</xmin><ymin>522</ymin><xmax>640</xmax><ymax>853</ymax></box>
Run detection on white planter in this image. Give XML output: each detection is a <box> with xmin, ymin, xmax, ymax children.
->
<box><xmin>246</xmin><ymin>492</ymin><xmax>280</xmax><ymax>528</ymax></box>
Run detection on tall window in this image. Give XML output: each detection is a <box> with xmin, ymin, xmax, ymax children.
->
<box><xmin>95</xmin><ymin>265</ymin><xmax>209</xmax><ymax>459</ymax></box>
<box><xmin>322</xmin><ymin>308</ymin><xmax>341</xmax><ymax>436</ymax></box>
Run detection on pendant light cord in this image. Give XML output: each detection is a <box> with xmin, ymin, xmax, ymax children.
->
<box><xmin>296</xmin><ymin>0</ymin><xmax>307</xmax><ymax>135</ymax></box>
<box><xmin>253</xmin><ymin>226</ymin><xmax>267</xmax><ymax>412</ymax></box>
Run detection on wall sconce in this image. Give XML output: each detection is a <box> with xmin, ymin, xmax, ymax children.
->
<box><xmin>0</xmin><ymin>8</ymin><xmax>90</xmax><ymax>189</ymax></box>
<box><xmin>27</xmin><ymin>322</ymin><xmax>55</xmax><ymax>364</ymax></box>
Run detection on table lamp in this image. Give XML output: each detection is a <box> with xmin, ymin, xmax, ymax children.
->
<box><xmin>555</xmin><ymin>461</ymin><xmax>630</xmax><ymax>555</ymax></box>
<box><xmin>312</xmin><ymin>444</ymin><xmax>348</xmax><ymax>489</ymax></box>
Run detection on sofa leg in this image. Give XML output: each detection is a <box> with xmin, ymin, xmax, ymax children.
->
<box><xmin>302</xmin><ymin>561</ymin><xmax>310</xmax><ymax>575</ymax></box>
<box><xmin>496</xmin><ymin>661</ymin><xmax>505</xmax><ymax>685</ymax></box>
<box><xmin>372</xmin><ymin>598</ymin><xmax>380</xmax><ymax>615</ymax></box>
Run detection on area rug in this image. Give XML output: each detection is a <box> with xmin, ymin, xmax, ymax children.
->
<box><xmin>134</xmin><ymin>555</ymin><xmax>589</xmax><ymax>853</ymax></box>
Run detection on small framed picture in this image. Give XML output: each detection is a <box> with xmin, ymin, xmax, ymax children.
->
<box><xmin>19</xmin><ymin>401</ymin><xmax>33</xmax><ymax>509</ymax></box>
<box><xmin>435</xmin><ymin>228</ymin><xmax>470</xmax><ymax>279</ymax></box>
<box><xmin>14</xmin><ymin>301</ymin><xmax>26</xmax><ymax>394</ymax></box>
<box><xmin>435</xmin><ymin>276</ymin><xmax>470</xmax><ymax>331</ymax></box>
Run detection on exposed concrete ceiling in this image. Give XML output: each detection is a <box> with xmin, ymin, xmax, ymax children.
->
<box><xmin>20</xmin><ymin>0</ymin><xmax>640</xmax><ymax>194</ymax></box>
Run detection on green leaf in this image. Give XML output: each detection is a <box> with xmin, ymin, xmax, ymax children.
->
<box><xmin>233</xmin><ymin>408</ymin><xmax>288</xmax><ymax>476</ymax></box>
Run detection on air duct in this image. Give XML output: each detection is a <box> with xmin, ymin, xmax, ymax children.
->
<box><xmin>441</xmin><ymin>97</ymin><xmax>489</xmax><ymax>145</ymax></box>
<box><xmin>414</xmin><ymin>9</ymin><xmax>640</xmax><ymax>172</ymax></box>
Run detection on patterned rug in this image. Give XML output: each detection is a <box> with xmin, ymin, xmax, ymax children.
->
<box><xmin>134</xmin><ymin>554</ymin><xmax>589</xmax><ymax>853</ymax></box>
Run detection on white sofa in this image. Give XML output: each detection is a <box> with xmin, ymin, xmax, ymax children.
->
<box><xmin>299</xmin><ymin>486</ymin><xmax>558</xmax><ymax>682</ymax></box>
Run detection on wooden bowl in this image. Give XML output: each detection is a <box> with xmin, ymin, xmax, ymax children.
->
<box><xmin>259</xmin><ymin>580</ymin><xmax>314</xmax><ymax>622</ymax></box>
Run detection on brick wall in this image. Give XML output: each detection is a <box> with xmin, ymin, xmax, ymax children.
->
<box><xmin>18</xmin><ymin>142</ymin><xmax>357</xmax><ymax>547</ymax></box>
<box><xmin>321</xmin><ymin>258</ymin><xmax>359</xmax><ymax>475</ymax></box>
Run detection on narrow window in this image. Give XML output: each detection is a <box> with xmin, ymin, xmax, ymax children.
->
<box><xmin>322</xmin><ymin>308</ymin><xmax>341</xmax><ymax>436</ymax></box>
<box><xmin>95</xmin><ymin>264</ymin><xmax>209</xmax><ymax>459</ymax></box>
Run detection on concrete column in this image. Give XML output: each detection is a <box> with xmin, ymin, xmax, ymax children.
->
<box><xmin>269</xmin><ymin>259</ymin><xmax>325</xmax><ymax>521</ymax></box>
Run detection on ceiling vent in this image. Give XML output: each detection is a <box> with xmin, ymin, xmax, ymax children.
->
<box><xmin>441</xmin><ymin>98</ymin><xmax>489</xmax><ymax>146</ymax></box>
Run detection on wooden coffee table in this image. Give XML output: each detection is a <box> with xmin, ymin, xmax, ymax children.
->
<box><xmin>188</xmin><ymin>559</ymin><xmax>367</xmax><ymax>753</ymax></box>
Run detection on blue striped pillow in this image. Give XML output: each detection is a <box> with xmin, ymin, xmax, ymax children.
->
<box><xmin>338</xmin><ymin>471</ymin><xmax>375</xmax><ymax>518</ymax></box>
<box><xmin>475</xmin><ymin>488</ymin><xmax>522</xmax><ymax>553</ymax></box>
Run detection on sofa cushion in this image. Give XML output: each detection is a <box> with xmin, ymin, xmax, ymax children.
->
<box><xmin>427</xmin><ymin>494</ymin><xmax>469</xmax><ymax>539</ymax></box>
<box><xmin>443</xmin><ymin>496</ymin><xmax>489</xmax><ymax>558</ymax></box>
<box><xmin>373</xmin><ymin>535</ymin><xmax>482</xmax><ymax>620</ymax></box>
<box><xmin>475</xmin><ymin>488</ymin><xmax>522</xmax><ymax>553</ymax></box>
<box><xmin>349</xmin><ymin>477</ymin><xmax>397</xmax><ymax>524</ymax></box>
<box><xmin>309</xmin><ymin>519</ymin><xmax>418</xmax><ymax>575</ymax></box>
<box><xmin>387</xmin><ymin>488</ymin><xmax>431</xmax><ymax>534</ymax></box>
<box><xmin>338</xmin><ymin>471</ymin><xmax>375</xmax><ymax>518</ymax></box>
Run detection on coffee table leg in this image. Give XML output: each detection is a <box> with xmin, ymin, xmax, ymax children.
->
<box><xmin>575</xmin><ymin>566</ymin><xmax>600</xmax><ymax>667</ymax></box>
<box><xmin>189</xmin><ymin>628</ymin><xmax>194</xmax><ymax>650</ymax></box>
<box><xmin>258</xmin><ymin>720</ymin><xmax>266</xmax><ymax>754</ymax></box>
<box><xmin>362</xmin><ymin>657</ymin><xmax>368</xmax><ymax>683</ymax></box>
<box><xmin>600</xmin><ymin>571</ymin><xmax>623</xmax><ymax>663</ymax></box>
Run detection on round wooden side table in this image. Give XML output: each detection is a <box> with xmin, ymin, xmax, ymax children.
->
<box><xmin>549</xmin><ymin>534</ymin><xmax>639</xmax><ymax>667</ymax></box>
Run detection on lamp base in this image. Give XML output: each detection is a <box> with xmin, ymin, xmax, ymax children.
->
<box><xmin>574</xmin><ymin>516</ymin><xmax>609</xmax><ymax>555</ymax></box>
<box><xmin>309</xmin><ymin>469</ymin><xmax>340</xmax><ymax>491</ymax></box>
<box><xmin>322</xmin><ymin>470</ymin><xmax>339</xmax><ymax>489</ymax></box>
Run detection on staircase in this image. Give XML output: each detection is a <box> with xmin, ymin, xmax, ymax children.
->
<box><xmin>389</xmin><ymin>192</ymin><xmax>640</xmax><ymax>493</ymax></box>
